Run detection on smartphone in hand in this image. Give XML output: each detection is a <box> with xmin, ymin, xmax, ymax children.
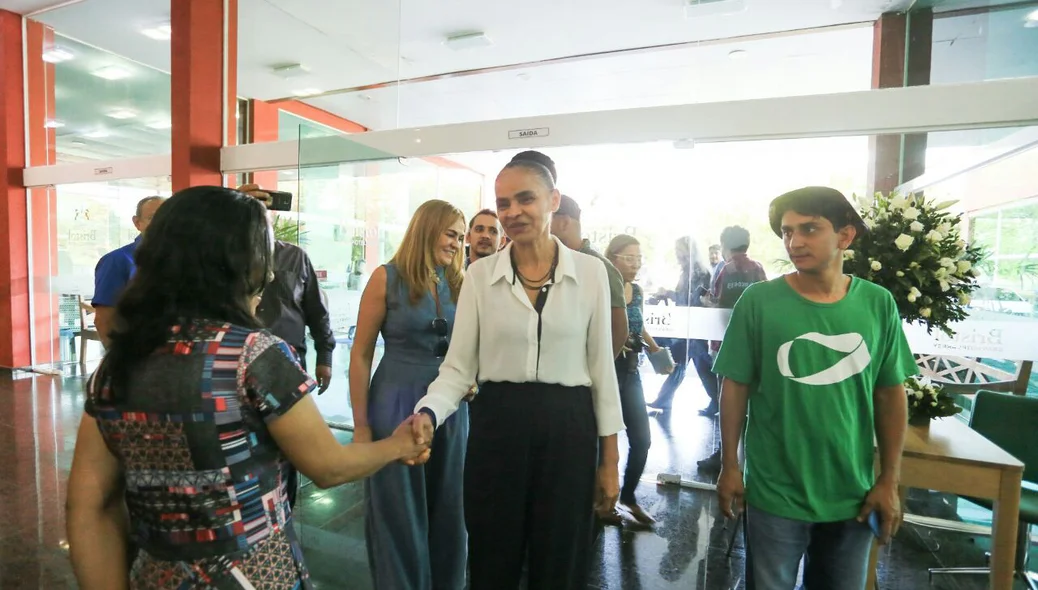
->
<box><xmin>867</xmin><ymin>511</ymin><xmax>882</xmax><ymax>539</ymax></box>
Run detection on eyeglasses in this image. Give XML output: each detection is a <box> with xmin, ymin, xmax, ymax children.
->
<box><xmin>616</xmin><ymin>255</ymin><xmax>643</xmax><ymax>264</ymax></box>
<box><xmin>432</xmin><ymin>317</ymin><xmax>450</xmax><ymax>357</ymax></box>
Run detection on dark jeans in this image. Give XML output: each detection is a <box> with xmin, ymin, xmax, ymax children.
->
<box><xmin>746</xmin><ymin>505</ymin><xmax>873</xmax><ymax>590</ymax></box>
<box><xmin>465</xmin><ymin>382</ymin><xmax>598</xmax><ymax>590</ymax></box>
<box><xmin>615</xmin><ymin>359</ymin><xmax>651</xmax><ymax>504</ymax></box>
<box><xmin>652</xmin><ymin>338</ymin><xmax>718</xmax><ymax>408</ymax></box>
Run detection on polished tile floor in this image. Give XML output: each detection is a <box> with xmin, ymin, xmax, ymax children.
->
<box><xmin>1</xmin><ymin>363</ymin><xmax>1033</xmax><ymax>589</ymax></box>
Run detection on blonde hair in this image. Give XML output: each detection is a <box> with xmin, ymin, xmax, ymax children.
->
<box><xmin>389</xmin><ymin>199</ymin><xmax>466</xmax><ymax>305</ymax></box>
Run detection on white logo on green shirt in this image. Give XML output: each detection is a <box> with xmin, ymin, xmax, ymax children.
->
<box><xmin>776</xmin><ymin>332</ymin><xmax>872</xmax><ymax>386</ymax></box>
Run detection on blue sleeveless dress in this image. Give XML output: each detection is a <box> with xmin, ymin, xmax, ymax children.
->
<box><xmin>363</xmin><ymin>264</ymin><xmax>469</xmax><ymax>590</ymax></box>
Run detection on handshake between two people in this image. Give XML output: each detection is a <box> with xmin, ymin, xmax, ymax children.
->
<box><xmin>355</xmin><ymin>412</ymin><xmax>437</xmax><ymax>467</ymax></box>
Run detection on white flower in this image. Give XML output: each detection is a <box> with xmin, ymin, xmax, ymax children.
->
<box><xmin>936</xmin><ymin>267</ymin><xmax>949</xmax><ymax>279</ymax></box>
<box><xmin>865</xmin><ymin>218</ymin><xmax>877</xmax><ymax>230</ymax></box>
<box><xmin>939</xmin><ymin>280</ymin><xmax>950</xmax><ymax>292</ymax></box>
<box><xmin>844</xmin><ymin>249</ymin><xmax>855</xmax><ymax>260</ymax></box>
<box><xmin>871</xmin><ymin>260</ymin><xmax>882</xmax><ymax>272</ymax></box>
<box><xmin>903</xmin><ymin>207</ymin><xmax>921</xmax><ymax>221</ymax></box>
<box><xmin>907</xmin><ymin>293</ymin><xmax>918</xmax><ymax>303</ymax></box>
<box><xmin>938</xmin><ymin>222</ymin><xmax>953</xmax><ymax>235</ymax></box>
<box><xmin>908</xmin><ymin>287</ymin><xmax>922</xmax><ymax>303</ymax></box>
<box><xmin>910</xmin><ymin>261</ymin><xmax>920</xmax><ymax>269</ymax></box>
<box><xmin>894</xmin><ymin>234</ymin><xmax>915</xmax><ymax>251</ymax></box>
<box><xmin>920</xmin><ymin>307</ymin><xmax>932</xmax><ymax>318</ymax></box>
<box><xmin>909</xmin><ymin>221</ymin><xmax>925</xmax><ymax>232</ymax></box>
<box><xmin>956</xmin><ymin>239</ymin><xmax>967</xmax><ymax>250</ymax></box>
<box><xmin>889</xmin><ymin>194</ymin><xmax>910</xmax><ymax>210</ymax></box>
<box><xmin>914</xmin><ymin>390</ymin><xmax>924</xmax><ymax>399</ymax></box>
<box><xmin>959</xmin><ymin>294</ymin><xmax>971</xmax><ymax>305</ymax></box>
<box><xmin>940</xmin><ymin>257</ymin><xmax>955</xmax><ymax>269</ymax></box>
<box><xmin>931</xmin><ymin>401</ymin><xmax>938</xmax><ymax>407</ymax></box>
<box><xmin>956</xmin><ymin>260</ymin><xmax>972</xmax><ymax>274</ymax></box>
<box><xmin>896</xmin><ymin>271</ymin><xmax>905</xmax><ymax>277</ymax></box>
<box><xmin>926</xmin><ymin>230</ymin><xmax>944</xmax><ymax>243</ymax></box>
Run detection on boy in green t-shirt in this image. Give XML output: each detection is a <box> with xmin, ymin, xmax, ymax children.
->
<box><xmin>713</xmin><ymin>186</ymin><xmax>917</xmax><ymax>590</ymax></box>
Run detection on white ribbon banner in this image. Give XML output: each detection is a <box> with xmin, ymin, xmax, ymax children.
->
<box><xmin>643</xmin><ymin>305</ymin><xmax>1038</xmax><ymax>362</ymax></box>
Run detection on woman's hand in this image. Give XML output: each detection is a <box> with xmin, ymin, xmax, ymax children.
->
<box><xmin>594</xmin><ymin>464</ymin><xmax>620</xmax><ymax>517</ymax></box>
<box><xmin>401</xmin><ymin>413</ymin><xmax>435</xmax><ymax>466</ymax></box>
<box><xmin>463</xmin><ymin>384</ymin><xmax>478</xmax><ymax>402</ymax></box>
<box><xmin>390</xmin><ymin>416</ymin><xmax>430</xmax><ymax>464</ymax></box>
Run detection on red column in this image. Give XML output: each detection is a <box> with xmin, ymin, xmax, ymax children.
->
<box><xmin>171</xmin><ymin>0</ymin><xmax>236</xmax><ymax>191</ymax></box>
<box><xmin>248</xmin><ymin>99</ymin><xmax>280</xmax><ymax>189</ymax></box>
<box><xmin>0</xmin><ymin>10</ymin><xmax>31</xmax><ymax>369</ymax></box>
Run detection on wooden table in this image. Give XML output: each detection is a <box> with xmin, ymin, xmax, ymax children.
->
<box><xmin>867</xmin><ymin>418</ymin><xmax>1024</xmax><ymax>589</ymax></box>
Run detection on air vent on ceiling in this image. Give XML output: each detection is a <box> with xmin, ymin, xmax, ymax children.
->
<box><xmin>684</xmin><ymin>0</ymin><xmax>746</xmax><ymax>18</ymax></box>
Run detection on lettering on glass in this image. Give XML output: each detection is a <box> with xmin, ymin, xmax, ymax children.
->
<box><xmin>94</xmin><ymin>167</ymin><xmax>113</xmax><ymax>176</ymax></box>
<box><xmin>508</xmin><ymin>128</ymin><xmax>550</xmax><ymax>140</ymax></box>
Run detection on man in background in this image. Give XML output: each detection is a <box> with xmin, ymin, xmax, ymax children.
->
<box><xmin>239</xmin><ymin>183</ymin><xmax>336</xmax><ymax>507</ymax></box>
<box><xmin>551</xmin><ymin>194</ymin><xmax>628</xmax><ymax>358</ymax></box>
<box><xmin>466</xmin><ymin>209</ymin><xmax>504</xmax><ymax>268</ymax></box>
<box><xmin>698</xmin><ymin>225</ymin><xmax>768</xmax><ymax>471</ymax></box>
<box><xmin>92</xmin><ymin>195</ymin><xmax>166</xmax><ymax>345</ymax></box>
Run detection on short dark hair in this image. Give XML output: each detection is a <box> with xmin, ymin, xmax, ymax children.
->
<box><xmin>501</xmin><ymin>159</ymin><xmax>556</xmax><ymax>192</ymax></box>
<box><xmin>555</xmin><ymin>194</ymin><xmax>581</xmax><ymax>221</ymax></box>
<box><xmin>720</xmin><ymin>226</ymin><xmax>751</xmax><ymax>254</ymax></box>
<box><xmin>768</xmin><ymin>186</ymin><xmax>866</xmax><ymax>237</ymax></box>
<box><xmin>468</xmin><ymin>209</ymin><xmax>498</xmax><ymax>229</ymax></box>
<box><xmin>135</xmin><ymin>195</ymin><xmax>165</xmax><ymax>218</ymax></box>
<box><xmin>510</xmin><ymin>150</ymin><xmax>557</xmax><ymax>183</ymax></box>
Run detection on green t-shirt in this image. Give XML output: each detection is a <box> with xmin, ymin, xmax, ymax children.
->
<box><xmin>712</xmin><ymin>276</ymin><xmax>917</xmax><ymax>523</ymax></box>
<box><xmin>580</xmin><ymin>239</ymin><xmax>626</xmax><ymax>309</ymax></box>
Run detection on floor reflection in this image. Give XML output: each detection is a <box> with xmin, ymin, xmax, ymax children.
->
<box><xmin>1</xmin><ymin>367</ymin><xmax>1033</xmax><ymax>589</ymax></box>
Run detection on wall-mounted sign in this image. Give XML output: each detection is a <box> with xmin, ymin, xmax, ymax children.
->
<box><xmin>94</xmin><ymin>166</ymin><xmax>113</xmax><ymax>176</ymax></box>
<box><xmin>508</xmin><ymin>128</ymin><xmax>549</xmax><ymax>140</ymax></box>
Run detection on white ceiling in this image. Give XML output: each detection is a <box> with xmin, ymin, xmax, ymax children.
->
<box><xmin>28</xmin><ymin>0</ymin><xmax>912</xmax><ymax>131</ymax></box>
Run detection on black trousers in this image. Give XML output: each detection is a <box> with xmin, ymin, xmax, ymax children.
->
<box><xmin>465</xmin><ymin>381</ymin><xmax>599</xmax><ymax>590</ymax></box>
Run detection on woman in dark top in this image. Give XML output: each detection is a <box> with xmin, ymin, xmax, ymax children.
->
<box><xmin>65</xmin><ymin>186</ymin><xmax>428</xmax><ymax>590</ymax></box>
<box><xmin>605</xmin><ymin>234</ymin><xmax>670</xmax><ymax>525</ymax></box>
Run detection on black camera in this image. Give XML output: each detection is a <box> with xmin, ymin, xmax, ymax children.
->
<box><xmin>266</xmin><ymin>190</ymin><xmax>293</xmax><ymax>212</ymax></box>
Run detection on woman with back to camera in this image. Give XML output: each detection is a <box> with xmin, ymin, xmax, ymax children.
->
<box><xmin>605</xmin><ymin>233</ymin><xmax>672</xmax><ymax>526</ymax></box>
<box><xmin>65</xmin><ymin>186</ymin><xmax>428</xmax><ymax>590</ymax></box>
<box><xmin>411</xmin><ymin>159</ymin><xmax>625</xmax><ymax>590</ymax></box>
<box><xmin>349</xmin><ymin>199</ymin><xmax>469</xmax><ymax>590</ymax></box>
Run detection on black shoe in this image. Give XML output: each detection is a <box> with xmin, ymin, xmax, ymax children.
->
<box><xmin>697</xmin><ymin>451</ymin><xmax>722</xmax><ymax>472</ymax></box>
<box><xmin>647</xmin><ymin>401</ymin><xmax>672</xmax><ymax>411</ymax></box>
<box><xmin>698</xmin><ymin>404</ymin><xmax>719</xmax><ymax>417</ymax></box>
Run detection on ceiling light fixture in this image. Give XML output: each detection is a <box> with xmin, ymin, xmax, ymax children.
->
<box><xmin>83</xmin><ymin>129</ymin><xmax>110</xmax><ymax>139</ymax></box>
<box><xmin>291</xmin><ymin>88</ymin><xmax>321</xmax><ymax>97</ymax></box>
<box><xmin>146</xmin><ymin>118</ymin><xmax>172</xmax><ymax>129</ymax></box>
<box><xmin>141</xmin><ymin>23</ymin><xmax>172</xmax><ymax>40</ymax></box>
<box><xmin>42</xmin><ymin>47</ymin><xmax>74</xmax><ymax>63</ymax></box>
<box><xmin>107</xmin><ymin>108</ymin><xmax>138</xmax><ymax>120</ymax></box>
<box><xmin>444</xmin><ymin>32</ymin><xmax>493</xmax><ymax>51</ymax></box>
<box><xmin>92</xmin><ymin>65</ymin><xmax>131</xmax><ymax>80</ymax></box>
<box><xmin>271</xmin><ymin>63</ymin><xmax>311</xmax><ymax>79</ymax></box>
<box><xmin>44</xmin><ymin>119</ymin><xmax>64</xmax><ymax>129</ymax></box>
<box><xmin>728</xmin><ymin>49</ymin><xmax>748</xmax><ymax>59</ymax></box>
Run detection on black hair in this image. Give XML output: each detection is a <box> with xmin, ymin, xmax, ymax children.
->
<box><xmin>768</xmin><ymin>186</ymin><xmax>865</xmax><ymax>237</ymax></box>
<box><xmin>502</xmin><ymin>159</ymin><xmax>556</xmax><ymax>192</ymax></box>
<box><xmin>100</xmin><ymin>186</ymin><xmax>273</xmax><ymax>403</ymax></box>
<box><xmin>720</xmin><ymin>225</ymin><xmax>751</xmax><ymax>254</ymax></box>
<box><xmin>510</xmin><ymin>150</ymin><xmax>557</xmax><ymax>183</ymax></box>
<box><xmin>468</xmin><ymin>208</ymin><xmax>498</xmax><ymax>229</ymax></box>
<box><xmin>135</xmin><ymin>195</ymin><xmax>165</xmax><ymax>218</ymax></box>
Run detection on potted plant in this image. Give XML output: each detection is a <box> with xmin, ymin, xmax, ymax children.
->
<box><xmin>843</xmin><ymin>192</ymin><xmax>986</xmax><ymax>426</ymax></box>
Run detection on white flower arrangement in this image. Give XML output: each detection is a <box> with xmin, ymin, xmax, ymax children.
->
<box><xmin>844</xmin><ymin>193</ymin><xmax>986</xmax><ymax>337</ymax></box>
<box><xmin>905</xmin><ymin>376</ymin><xmax>962</xmax><ymax>425</ymax></box>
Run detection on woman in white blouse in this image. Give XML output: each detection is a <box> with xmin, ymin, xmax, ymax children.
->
<box><xmin>411</xmin><ymin>159</ymin><xmax>625</xmax><ymax>589</ymax></box>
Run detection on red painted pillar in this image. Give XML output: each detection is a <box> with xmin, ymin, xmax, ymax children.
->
<box><xmin>0</xmin><ymin>10</ymin><xmax>31</xmax><ymax>368</ymax></box>
<box><xmin>248</xmin><ymin>99</ymin><xmax>280</xmax><ymax>189</ymax></box>
<box><xmin>171</xmin><ymin>0</ymin><xmax>237</xmax><ymax>191</ymax></box>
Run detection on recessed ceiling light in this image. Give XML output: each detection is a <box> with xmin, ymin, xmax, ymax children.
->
<box><xmin>69</xmin><ymin>140</ymin><xmax>86</xmax><ymax>147</ymax></box>
<box><xmin>728</xmin><ymin>49</ymin><xmax>748</xmax><ymax>59</ymax></box>
<box><xmin>92</xmin><ymin>65</ymin><xmax>131</xmax><ymax>80</ymax></box>
<box><xmin>141</xmin><ymin>23</ymin><xmax>172</xmax><ymax>41</ymax></box>
<box><xmin>271</xmin><ymin>63</ymin><xmax>311</xmax><ymax>79</ymax></box>
<box><xmin>356</xmin><ymin>93</ymin><xmax>372</xmax><ymax>101</ymax></box>
<box><xmin>44</xmin><ymin>119</ymin><xmax>64</xmax><ymax>128</ymax></box>
<box><xmin>444</xmin><ymin>32</ymin><xmax>493</xmax><ymax>51</ymax></box>
<box><xmin>146</xmin><ymin>118</ymin><xmax>172</xmax><ymax>129</ymax></box>
<box><xmin>42</xmin><ymin>47</ymin><xmax>73</xmax><ymax>63</ymax></box>
<box><xmin>107</xmin><ymin>108</ymin><xmax>137</xmax><ymax>120</ymax></box>
<box><xmin>83</xmin><ymin>129</ymin><xmax>110</xmax><ymax>139</ymax></box>
<box><xmin>292</xmin><ymin>88</ymin><xmax>321</xmax><ymax>97</ymax></box>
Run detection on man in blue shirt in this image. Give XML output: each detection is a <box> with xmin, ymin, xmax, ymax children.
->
<box><xmin>92</xmin><ymin>196</ymin><xmax>166</xmax><ymax>344</ymax></box>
